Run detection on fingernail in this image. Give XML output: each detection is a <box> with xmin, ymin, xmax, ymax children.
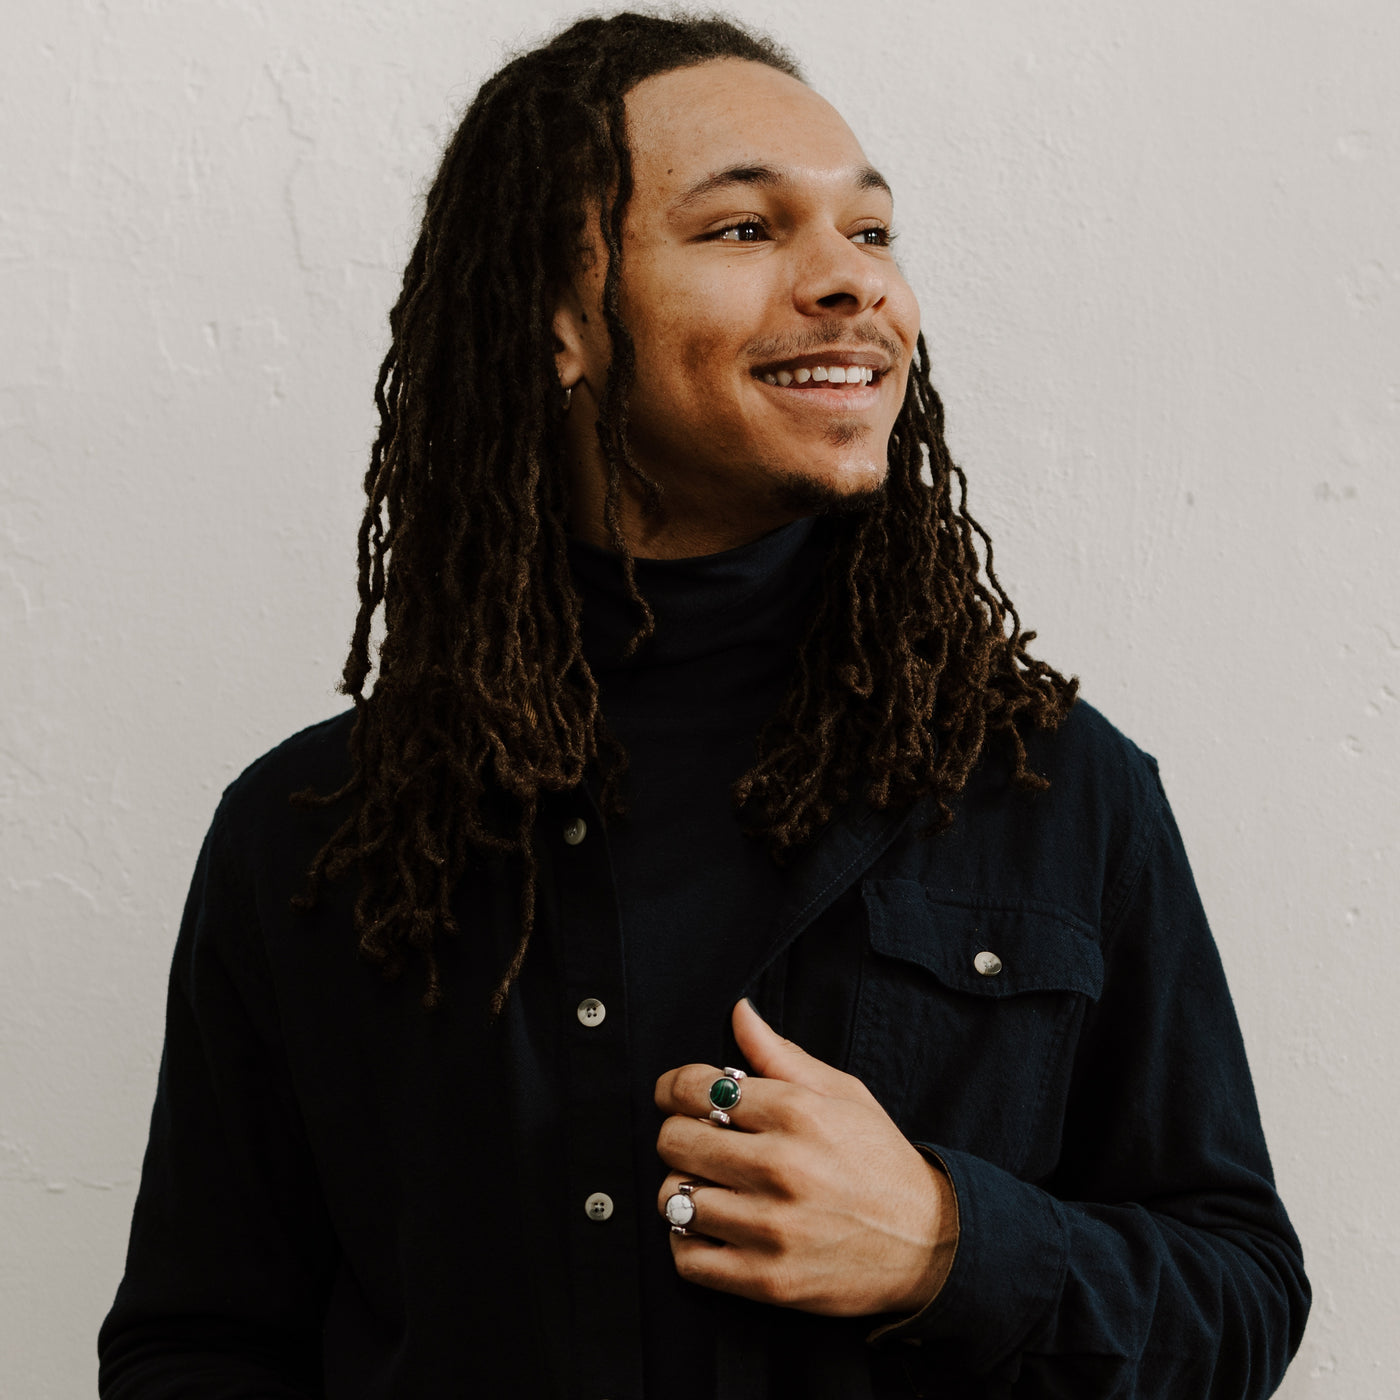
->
<box><xmin>744</xmin><ymin>996</ymin><xmax>763</xmax><ymax>1018</ymax></box>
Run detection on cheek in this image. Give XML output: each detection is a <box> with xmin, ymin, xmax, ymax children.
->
<box><xmin>628</xmin><ymin>314</ymin><xmax>741</xmax><ymax>421</ymax></box>
<box><xmin>894</xmin><ymin>279</ymin><xmax>922</xmax><ymax>352</ymax></box>
<box><xmin>656</xmin><ymin>298</ymin><xmax>735</xmax><ymax>366</ymax></box>
<box><xmin>625</xmin><ymin>259</ymin><xmax>752</xmax><ymax>372</ymax></box>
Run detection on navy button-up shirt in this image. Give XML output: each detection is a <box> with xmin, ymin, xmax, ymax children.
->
<box><xmin>99</xmin><ymin>527</ymin><xmax>1308</xmax><ymax>1398</ymax></box>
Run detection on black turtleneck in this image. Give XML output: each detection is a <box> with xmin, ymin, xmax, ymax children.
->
<box><xmin>566</xmin><ymin>514</ymin><xmax>832</xmax><ymax>1399</ymax></box>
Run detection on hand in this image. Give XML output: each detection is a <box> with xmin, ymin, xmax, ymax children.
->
<box><xmin>653</xmin><ymin>999</ymin><xmax>958</xmax><ymax>1317</ymax></box>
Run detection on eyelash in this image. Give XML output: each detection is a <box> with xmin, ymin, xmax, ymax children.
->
<box><xmin>710</xmin><ymin>217</ymin><xmax>897</xmax><ymax>248</ymax></box>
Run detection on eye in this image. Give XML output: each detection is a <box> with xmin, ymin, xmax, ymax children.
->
<box><xmin>712</xmin><ymin>218</ymin><xmax>769</xmax><ymax>243</ymax></box>
<box><xmin>852</xmin><ymin>225</ymin><xmax>896</xmax><ymax>248</ymax></box>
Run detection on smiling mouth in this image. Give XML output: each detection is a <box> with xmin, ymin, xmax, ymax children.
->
<box><xmin>755</xmin><ymin>363</ymin><xmax>881</xmax><ymax>388</ymax></box>
<box><xmin>749</xmin><ymin>350</ymin><xmax>890</xmax><ymax>392</ymax></box>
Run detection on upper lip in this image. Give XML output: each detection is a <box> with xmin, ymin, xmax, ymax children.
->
<box><xmin>751</xmin><ymin>349</ymin><xmax>891</xmax><ymax>377</ymax></box>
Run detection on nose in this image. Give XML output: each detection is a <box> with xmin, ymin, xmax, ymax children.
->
<box><xmin>791</xmin><ymin>228</ymin><xmax>887</xmax><ymax>318</ymax></box>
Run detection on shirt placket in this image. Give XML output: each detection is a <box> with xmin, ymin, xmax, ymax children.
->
<box><xmin>545</xmin><ymin>789</ymin><xmax>644</xmax><ymax>1400</ymax></box>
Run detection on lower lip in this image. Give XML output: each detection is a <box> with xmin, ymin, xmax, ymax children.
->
<box><xmin>752</xmin><ymin>376</ymin><xmax>883</xmax><ymax>409</ymax></box>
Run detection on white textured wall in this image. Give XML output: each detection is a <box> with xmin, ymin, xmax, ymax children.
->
<box><xmin>3</xmin><ymin>0</ymin><xmax>1396</xmax><ymax>1393</ymax></box>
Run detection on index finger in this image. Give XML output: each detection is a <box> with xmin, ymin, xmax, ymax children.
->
<box><xmin>654</xmin><ymin>1061</ymin><xmax>726</xmax><ymax>1114</ymax></box>
<box><xmin>654</xmin><ymin>1063</ymin><xmax>801</xmax><ymax>1133</ymax></box>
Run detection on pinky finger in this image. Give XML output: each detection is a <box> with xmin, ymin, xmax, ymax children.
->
<box><xmin>669</xmin><ymin>1236</ymin><xmax>779</xmax><ymax>1306</ymax></box>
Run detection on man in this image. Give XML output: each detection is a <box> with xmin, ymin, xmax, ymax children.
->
<box><xmin>99</xmin><ymin>13</ymin><xmax>1309</xmax><ymax>1399</ymax></box>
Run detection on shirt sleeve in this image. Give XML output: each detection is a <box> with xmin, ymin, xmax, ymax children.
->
<box><xmin>871</xmin><ymin>769</ymin><xmax>1310</xmax><ymax>1398</ymax></box>
<box><xmin>98</xmin><ymin>800</ymin><xmax>337</xmax><ymax>1398</ymax></box>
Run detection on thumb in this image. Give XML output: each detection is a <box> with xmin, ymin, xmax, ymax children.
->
<box><xmin>732</xmin><ymin>998</ymin><xmax>853</xmax><ymax>1096</ymax></box>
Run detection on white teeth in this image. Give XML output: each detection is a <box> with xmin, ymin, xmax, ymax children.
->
<box><xmin>762</xmin><ymin>364</ymin><xmax>879</xmax><ymax>386</ymax></box>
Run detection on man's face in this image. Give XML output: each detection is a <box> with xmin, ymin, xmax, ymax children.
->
<box><xmin>555</xmin><ymin>59</ymin><xmax>921</xmax><ymax>558</ymax></box>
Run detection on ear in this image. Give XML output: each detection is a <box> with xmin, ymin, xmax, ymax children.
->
<box><xmin>551</xmin><ymin>280</ymin><xmax>593</xmax><ymax>393</ymax></box>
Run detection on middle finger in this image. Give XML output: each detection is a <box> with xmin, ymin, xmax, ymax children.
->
<box><xmin>655</xmin><ymin>1110</ymin><xmax>772</xmax><ymax>1191</ymax></box>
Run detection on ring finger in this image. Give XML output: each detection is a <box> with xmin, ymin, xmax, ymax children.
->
<box><xmin>657</xmin><ymin>1173</ymin><xmax>765</xmax><ymax>1249</ymax></box>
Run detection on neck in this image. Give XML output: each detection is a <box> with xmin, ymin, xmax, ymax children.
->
<box><xmin>561</xmin><ymin>397</ymin><xmax>811</xmax><ymax>559</ymax></box>
<box><xmin>566</xmin><ymin>515</ymin><xmax>829</xmax><ymax>702</ymax></box>
<box><xmin>566</xmin><ymin>468</ymin><xmax>808</xmax><ymax>560</ymax></box>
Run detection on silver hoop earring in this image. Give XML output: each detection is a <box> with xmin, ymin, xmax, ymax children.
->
<box><xmin>561</xmin><ymin>385</ymin><xmax>573</xmax><ymax>412</ymax></box>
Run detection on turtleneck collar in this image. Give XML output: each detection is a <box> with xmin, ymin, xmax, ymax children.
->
<box><xmin>566</xmin><ymin>515</ymin><xmax>833</xmax><ymax>725</ymax></box>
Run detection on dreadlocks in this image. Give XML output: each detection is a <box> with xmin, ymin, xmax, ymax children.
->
<box><xmin>293</xmin><ymin>11</ymin><xmax>1078</xmax><ymax>1015</ymax></box>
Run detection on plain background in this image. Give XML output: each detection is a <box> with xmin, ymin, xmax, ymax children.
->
<box><xmin>3</xmin><ymin>0</ymin><xmax>1397</xmax><ymax>1393</ymax></box>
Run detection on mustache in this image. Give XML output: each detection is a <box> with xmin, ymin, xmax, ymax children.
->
<box><xmin>743</xmin><ymin>320</ymin><xmax>905</xmax><ymax>370</ymax></box>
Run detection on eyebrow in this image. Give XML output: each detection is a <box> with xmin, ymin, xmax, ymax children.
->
<box><xmin>670</xmin><ymin>161</ymin><xmax>892</xmax><ymax>214</ymax></box>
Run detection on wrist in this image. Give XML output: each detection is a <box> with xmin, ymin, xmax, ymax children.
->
<box><xmin>889</xmin><ymin>1155</ymin><xmax>959</xmax><ymax>1315</ymax></box>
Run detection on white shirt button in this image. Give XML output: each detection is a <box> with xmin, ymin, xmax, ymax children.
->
<box><xmin>973</xmin><ymin>950</ymin><xmax>1003</xmax><ymax>977</ymax></box>
<box><xmin>563</xmin><ymin>817</ymin><xmax>587</xmax><ymax>846</ymax></box>
<box><xmin>577</xmin><ymin>998</ymin><xmax>606</xmax><ymax>1027</ymax></box>
<box><xmin>585</xmin><ymin>1192</ymin><xmax>614</xmax><ymax>1222</ymax></box>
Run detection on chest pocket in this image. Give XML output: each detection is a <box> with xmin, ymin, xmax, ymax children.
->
<box><xmin>850</xmin><ymin>879</ymin><xmax>1104</xmax><ymax>1176</ymax></box>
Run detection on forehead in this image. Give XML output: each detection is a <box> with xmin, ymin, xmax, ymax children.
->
<box><xmin>623</xmin><ymin>59</ymin><xmax>872</xmax><ymax>199</ymax></box>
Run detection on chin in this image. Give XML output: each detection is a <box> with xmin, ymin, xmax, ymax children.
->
<box><xmin>770</xmin><ymin>463</ymin><xmax>888</xmax><ymax>516</ymax></box>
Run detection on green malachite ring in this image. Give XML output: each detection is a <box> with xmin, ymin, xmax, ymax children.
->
<box><xmin>708</xmin><ymin>1068</ymin><xmax>746</xmax><ymax>1119</ymax></box>
<box><xmin>709</xmin><ymin>1077</ymin><xmax>741</xmax><ymax>1110</ymax></box>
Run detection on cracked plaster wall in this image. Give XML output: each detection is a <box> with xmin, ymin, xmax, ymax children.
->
<box><xmin>2</xmin><ymin>0</ymin><xmax>1397</xmax><ymax>1393</ymax></box>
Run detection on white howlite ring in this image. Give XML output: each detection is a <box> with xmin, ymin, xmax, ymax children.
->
<box><xmin>665</xmin><ymin>1181</ymin><xmax>700</xmax><ymax>1234</ymax></box>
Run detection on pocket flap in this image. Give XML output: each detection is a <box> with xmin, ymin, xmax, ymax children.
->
<box><xmin>863</xmin><ymin>880</ymin><xmax>1104</xmax><ymax>1001</ymax></box>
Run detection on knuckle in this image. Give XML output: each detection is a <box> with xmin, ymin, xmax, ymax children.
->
<box><xmin>776</xmin><ymin>1089</ymin><xmax>819</xmax><ymax>1135</ymax></box>
<box><xmin>747</xmin><ymin>1144</ymin><xmax>785</xmax><ymax>1191</ymax></box>
<box><xmin>757</xmin><ymin>1257</ymin><xmax>798</xmax><ymax>1305</ymax></box>
<box><xmin>670</xmin><ymin>1065</ymin><xmax>706</xmax><ymax>1108</ymax></box>
<box><xmin>847</xmin><ymin>1071</ymin><xmax>878</xmax><ymax>1104</ymax></box>
<box><xmin>746</xmin><ymin>1212</ymin><xmax>784</xmax><ymax>1251</ymax></box>
<box><xmin>655</xmin><ymin>1116</ymin><xmax>687</xmax><ymax>1163</ymax></box>
<box><xmin>672</xmin><ymin>1245</ymin><xmax>709</xmax><ymax>1283</ymax></box>
<box><xmin>656</xmin><ymin>1065</ymin><xmax>693</xmax><ymax>1107</ymax></box>
<box><xmin>760</xmin><ymin>1142</ymin><xmax>809</xmax><ymax>1198</ymax></box>
<box><xmin>783</xmin><ymin>1149</ymin><xmax>821</xmax><ymax>1196</ymax></box>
